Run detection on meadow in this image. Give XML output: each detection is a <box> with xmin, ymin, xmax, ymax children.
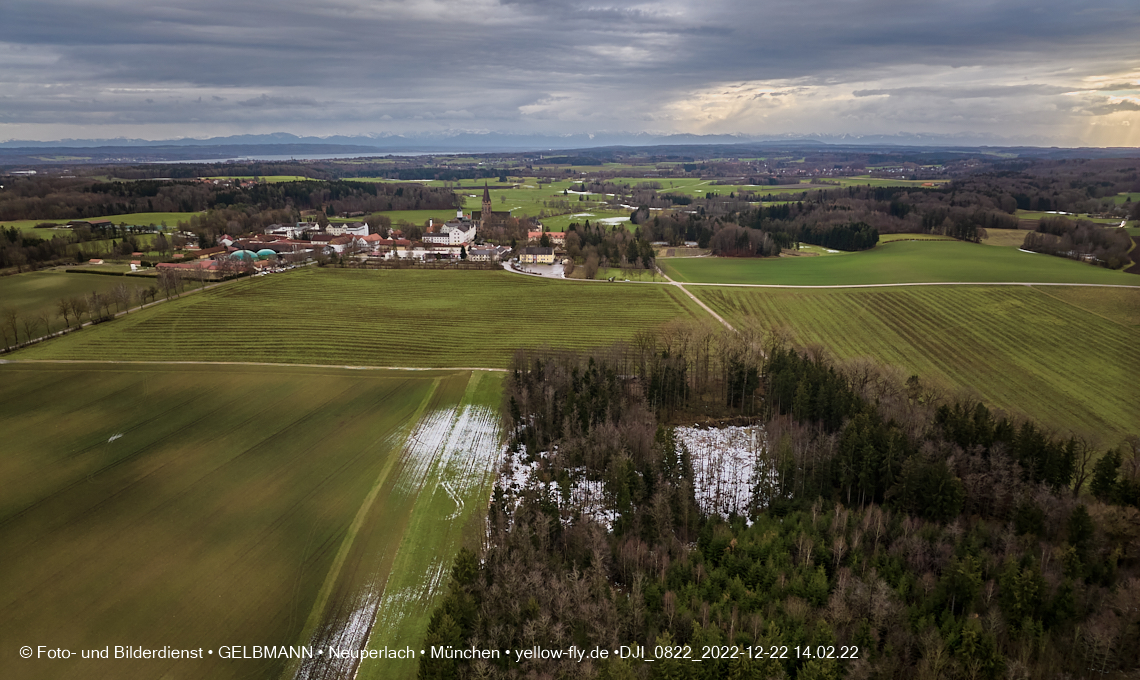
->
<box><xmin>1015</xmin><ymin>210</ymin><xmax>1133</xmax><ymax>226</ymax></box>
<box><xmin>693</xmin><ymin>285</ymin><xmax>1140</xmax><ymax>444</ymax></box>
<box><xmin>980</xmin><ymin>228</ymin><xmax>1032</xmax><ymax>248</ymax></box>
<box><xmin>11</xmin><ymin>267</ymin><xmax>706</xmax><ymax>366</ymax></box>
<box><xmin>0</xmin><ymin>362</ymin><xmax>503</xmax><ymax>680</ymax></box>
<box><xmin>1</xmin><ymin>212</ymin><xmax>202</xmax><ymax>234</ymax></box>
<box><xmin>658</xmin><ymin>240</ymin><xmax>1140</xmax><ymax>286</ymax></box>
<box><xmin>204</xmin><ymin>175</ymin><xmax>310</xmax><ymax>183</ymax></box>
<box><xmin>878</xmin><ymin>233</ymin><xmax>958</xmax><ymax>243</ymax></box>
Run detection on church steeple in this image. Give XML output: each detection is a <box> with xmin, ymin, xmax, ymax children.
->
<box><xmin>481</xmin><ymin>182</ymin><xmax>493</xmax><ymax>227</ymax></box>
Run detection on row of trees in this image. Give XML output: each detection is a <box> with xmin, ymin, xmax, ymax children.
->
<box><xmin>1</xmin><ymin>284</ymin><xmax>140</xmax><ymax>351</ymax></box>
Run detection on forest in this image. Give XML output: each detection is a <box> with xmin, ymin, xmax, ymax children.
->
<box><xmin>0</xmin><ymin>176</ymin><xmax>458</xmax><ymax>221</ymax></box>
<box><xmin>560</xmin><ymin>221</ymin><xmax>659</xmax><ymax>278</ymax></box>
<box><xmin>418</xmin><ymin>326</ymin><xmax>1140</xmax><ymax>680</ymax></box>
<box><xmin>1021</xmin><ymin>217</ymin><xmax>1133</xmax><ymax>270</ymax></box>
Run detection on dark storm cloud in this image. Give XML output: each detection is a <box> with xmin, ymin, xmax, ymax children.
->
<box><xmin>0</xmin><ymin>0</ymin><xmax>1137</xmax><ymax>142</ymax></box>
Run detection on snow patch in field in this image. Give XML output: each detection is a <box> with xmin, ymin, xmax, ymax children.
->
<box><xmin>572</xmin><ymin>212</ymin><xmax>595</xmax><ymax>217</ymax></box>
<box><xmin>676</xmin><ymin>425</ymin><xmax>770</xmax><ymax>521</ymax></box>
<box><xmin>296</xmin><ymin>588</ymin><xmax>380</xmax><ymax>679</ymax></box>
<box><xmin>596</xmin><ymin>216</ymin><xmax>630</xmax><ymax>224</ymax></box>
<box><xmin>297</xmin><ymin>402</ymin><xmax>501</xmax><ymax>679</ymax></box>
<box><xmin>107</xmin><ymin>434</ymin><xmax>123</xmax><ymax>443</ymax></box>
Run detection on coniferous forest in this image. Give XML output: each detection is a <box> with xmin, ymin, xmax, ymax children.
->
<box><xmin>419</xmin><ymin>329</ymin><xmax>1140</xmax><ymax>680</ymax></box>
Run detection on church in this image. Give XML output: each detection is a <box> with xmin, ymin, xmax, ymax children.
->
<box><xmin>471</xmin><ymin>183</ymin><xmax>512</xmax><ymax>228</ymax></box>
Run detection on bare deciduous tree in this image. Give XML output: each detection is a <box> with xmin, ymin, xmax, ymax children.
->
<box><xmin>56</xmin><ymin>298</ymin><xmax>72</xmax><ymax>329</ymax></box>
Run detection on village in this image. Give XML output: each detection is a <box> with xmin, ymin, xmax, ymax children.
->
<box><xmin>149</xmin><ymin>186</ymin><xmax>563</xmax><ymax>279</ymax></box>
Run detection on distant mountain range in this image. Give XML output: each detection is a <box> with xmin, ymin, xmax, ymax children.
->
<box><xmin>0</xmin><ymin>131</ymin><xmax>1135</xmax><ymax>167</ymax></box>
<box><xmin>0</xmin><ymin>130</ymin><xmax>1074</xmax><ymax>151</ymax></box>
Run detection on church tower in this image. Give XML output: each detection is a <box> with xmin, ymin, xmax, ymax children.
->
<box><xmin>481</xmin><ymin>183</ymin><xmax>493</xmax><ymax>227</ymax></box>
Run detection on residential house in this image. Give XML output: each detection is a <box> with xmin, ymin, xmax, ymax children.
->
<box><xmin>528</xmin><ymin>230</ymin><xmax>565</xmax><ymax>245</ymax></box>
<box><xmin>468</xmin><ymin>245</ymin><xmax>511</xmax><ymax>262</ymax></box>
<box><xmin>518</xmin><ymin>246</ymin><xmax>555</xmax><ymax>264</ymax></box>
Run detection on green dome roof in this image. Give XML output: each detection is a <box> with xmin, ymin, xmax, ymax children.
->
<box><xmin>231</xmin><ymin>250</ymin><xmax>257</xmax><ymax>260</ymax></box>
<box><xmin>256</xmin><ymin>249</ymin><xmax>277</xmax><ymax>259</ymax></box>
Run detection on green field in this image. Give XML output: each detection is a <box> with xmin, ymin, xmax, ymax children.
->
<box><xmin>567</xmin><ymin>266</ymin><xmax>666</xmax><ymax>282</ymax></box>
<box><xmin>878</xmin><ymin>233</ymin><xmax>958</xmax><ymax>243</ymax></box>
<box><xmin>0</xmin><ymin>363</ymin><xmax>502</xmax><ymax>680</ymax></box>
<box><xmin>981</xmin><ymin>228</ymin><xmax>1032</xmax><ymax>248</ymax></box>
<box><xmin>356</xmin><ymin>209</ymin><xmax>468</xmax><ymax>227</ymax></box>
<box><xmin>659</xmin><ymin>241</ymin><xmax>1140</xmax><ymax>286</ymax></box>
<box><xmin>0</xmin><ymin>212</ymin><xmax>202</xmax><ymax>234</ymax></box>
<box><xmin>0</xmin><ymin>219</ymin><xmax>76</xmax><ymax>234</ymax></box>
<box><xmin>693</xmin><ymin>285</ymin><xmax>1139</xmax><ymax>444</ymax></box>
<box><xmin>204</xmin><ymin>175</ymin><xmax>310</xmax><ymax>183</ymax></box>
<box><xmin>0</xmin><ymin>270</ymin><xmax>156</xmax><ymax>341</ymax></box>
<box><xmin>11</xmin><ymin>268</ymin><xmax>706</xmax><ymax>366</ymax></box>
<box><xmin>540</xmin><ymin>209</ymin><xmax>632</xmax><ymax>231</ymax></box>
<box><xmin>831</xmin><ymin>176</ymin><xmax>950</xmax><ymax>188</ymax></box>
<box><xmin>1015</xmin><ymin>210</ymin><xmax>1133</xmax><ymax>227</ymax></box>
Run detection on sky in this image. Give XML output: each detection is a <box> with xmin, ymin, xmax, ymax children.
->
<box><xmin>1</xmin><ymin>0</ymin><xmax>1139</xmax><ymax>147</ymax></box>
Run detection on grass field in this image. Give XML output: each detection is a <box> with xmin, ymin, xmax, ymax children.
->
<box><xmin>0</xmin><ymin>362</ymin><xmax>503</xmax><ymax>680</ymax></box>
<box><xmin>693</xmin><ymin>285</ymin><xmax>1139</xmax><ymax>444</ymax></box>
<box><xmin>981</xmin><ymin>228</ymin><xmax>1031</xmax><ymax>248</ymax></box>
<box><xmin>541</xmin><ymin>209</ymin><xmax>632</xmax><ymax>231</ymax></box>
<box><xmin>566</xmin><ymin>266</ymin><xmax>667</xmax><ymax>282</ymax></box>
<box><xmin>878</xmin><ymin>233</ymin><xmax>958</xmax><ymax>243</ymax></box>
<box><xmin>1015</xmin><ymin>210</ymin><xmax>1133</xmax><ymax>227</ymax></box>
<box><xmin>1</xmin><ymin>212</ymin><xmax>202</xmax><ymax>234</ymax></box>
<box><xmin>11</xmin><ymin>267</ymin><xmax>706</xmax><ymax>366</ymax></box>
<box><xmin>339</xmin><ymin>209</ymin><xmax>465</xmax><ymax>227</ymax></box>
<box><xmin>831</xmin><ymin>176</ymin><xmax>950</xmax><ymax>188</ymax></box>
<box><xmin>0</xmin><ymin>270</ymin><xmax>156</xmax><ymax>340</ymax></box>
<box><xmin>204</xmin><ymin>175</ymin><xmax>310</xmax><ymax>183</ymax></box>
<box><xmin>658</xmin><ymin>241</ymin><xmax>1140</xmax><ymax>286</ymax></box>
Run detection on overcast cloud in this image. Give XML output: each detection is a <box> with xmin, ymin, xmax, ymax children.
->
<box><xmin>0</xmin><ymin>0</ymin><xmax>1137</xmax><ymax>145</ymax></box>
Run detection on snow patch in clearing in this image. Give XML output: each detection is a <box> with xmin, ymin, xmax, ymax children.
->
<box><xmin>596</xmin><ymin>216</ymin><xmax>630</xmax><ymax>224</ymax></box>
<box><xmin>676</xmin><ymin>425</ymin><xmax>770</xmax><ymax>521</ymax></box>
<box><xmin>496</xmin><ymin>446</ymin><xmax>619</xmax><ymax>530</ymax></box>
<box><xmin>572</xmin><ymin>212</ymin><xmax>595</xmax><ymax>217</ymax></box>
